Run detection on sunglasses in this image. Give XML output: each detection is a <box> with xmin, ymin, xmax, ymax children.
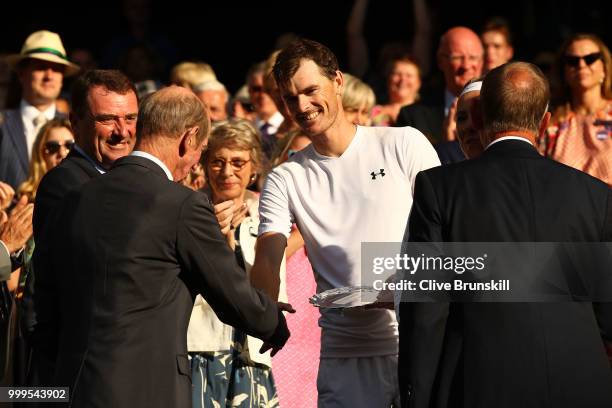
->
<box><xmin>44</xmin><ymin>140</ymin><xmax>75</xmax><ymax>154</ymax></box>
<box><xmin>563</xmin><ymin>52</ymin><xmax>602</xmax><ymax>68</ymax></box>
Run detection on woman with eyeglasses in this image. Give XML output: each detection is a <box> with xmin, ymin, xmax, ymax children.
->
<box><xmin>540</xmin><ymin>33</ymin><xmax>612</xmax><ymax>186</ymax></box>
<box><xmin>187</xmin><ymin>118</ymin><xmax>287</xmax><ymax>408</ymax></box>
<box><xmin>18</xmin><ymin>119</ymin><xmax>75</xmax><ymax>202</ymax></box>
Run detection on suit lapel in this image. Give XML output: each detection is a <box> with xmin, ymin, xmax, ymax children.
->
<box><xmin>5</xmin><ymin>110</ymin><xmax>28</xmax><ymax>173</ymax></box>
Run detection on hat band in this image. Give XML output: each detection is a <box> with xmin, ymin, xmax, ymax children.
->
<box><xmin>24</xmin><ymin>47</ymin><xmax>68</xmax><ymax>61</ymax></box>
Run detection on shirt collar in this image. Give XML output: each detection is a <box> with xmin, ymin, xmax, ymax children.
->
<box><xmin>255</xmin><ymin>111</ymin><xmax>284</xmax><ymax>133</ymax></box>
<box><xmin>20</xmin><ymin>99</ymin><xmax>56</xmax><ymax>123</ymax></box>
<box><xmin>73</xmin><ymin>145</ymin><xmax>106</xmax><ymax>174</ymax></box>
<box><xmin>130</xmin><ymin>151</ymin><xmax>174</xmax><ymax>181</ymax></box>
<box><xmin>485</xmin><ymin>136</ymin><xmax>534</xmax><ymax>150</ymax></box>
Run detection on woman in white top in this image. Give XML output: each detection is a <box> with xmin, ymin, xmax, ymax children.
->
<box><xmin>187</xmin><ymin>119</ymin><xmax>286</xmax><ymax>408</ymax></box>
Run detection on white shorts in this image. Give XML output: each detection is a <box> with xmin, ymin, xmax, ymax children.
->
<box><xmin>317</xmin><ymin>355</ymin><xmax>400</xmax><ymax>408</ymax></box>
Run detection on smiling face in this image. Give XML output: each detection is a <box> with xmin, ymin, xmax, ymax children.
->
<box><xmin>438</xmin><ymin>28</ymin><xmax>484</xmax><ymax>95</ymax></box>
<box><xmin>42</xmin><ymin>126</ymin><xmax>74</xmax><ymax>170</ymax></box>
<box><xmin>280</xmin><ymin>59</ymin><xmax>342</xmax><ymax>137</ymax></box>
<box><xmin>455</xmin><ymin>90</ymin><xmax>484</xmax><ymax>159</ymax></box>
<box><xmin>563</xmin><ymin>39</ymin><xmax>606</xmax><ymax>94</ymax></box>
<box><xmin>18</xmin><ymin>59</ymin><xmax>65</xmax><ymax>106</ymax></box>
<box><xmin>206</xmin><ymin>147</ymin><xmax>253</xmax><ymax>203</ymax></box>
<box><xmin>72</xmin><ymin>86</ymin><xmax>138</xmax><ymax>169</ymax></box>
<box><xmin>387</xmin><ymin>61</ymin><xmax>421</xmax><ymax>104</ymax></box>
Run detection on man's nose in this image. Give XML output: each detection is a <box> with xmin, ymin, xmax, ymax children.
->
<box><xmin>297</xmin><ymin>95</ymin><xmax>310</xmax><ymax>112</ymax></box>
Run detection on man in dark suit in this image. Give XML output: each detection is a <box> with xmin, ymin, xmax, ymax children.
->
<box><xmin>399</xmin><ymin>62</ymin><xmax>612</xmax><ymax>407</ymax></box>
<box><xmin>39</xmin><ymin>86</ymin><xmax>289</xmax><ymax>408</ymax></box>
<box><xmin>29</xmin><ymin>69</ymin><xmax>138</xmax><ymax>385</ymax></box>
<box><xmin>396</xmin><ymin>27</ymin><xmax>483</xmax><ymax>165</ymax></box>
<box><xmin>0</xmin><ymin>30</ymin><xmax>80</xmax><ymax>189</ymax></box>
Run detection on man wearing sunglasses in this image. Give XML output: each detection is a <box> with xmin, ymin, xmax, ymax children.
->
<box><xmin>29</xmin><ymin>69</ymin><xmax>138</xmax><ymax>385</ymax></box>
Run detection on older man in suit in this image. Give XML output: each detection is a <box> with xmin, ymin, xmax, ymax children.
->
<box><xmin>399</xmin><ymin>62</ymin><xmax>612</xmax><ymax>407</ymax></box>
<box><xmin>396</xmin><ymin>26</ymin><xmax>483</xmax><ymax>165</ymax></box>
<box><xmin>0</xmin><ymin>30</ymin><xmax>79</xmax><ymax>189</ymax></box>
<box><xmin>39</xmin><ymin>86</ymin><xmax>289</xmax><ymax>408</ymax></box>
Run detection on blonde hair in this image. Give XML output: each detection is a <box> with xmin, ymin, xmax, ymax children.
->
<box><xmin>18</xmin><ymin>118</ymin><xmax>73</xmax><ymax>202</ymax></box>
<box><xmin>170</xmin><ymin>61</ymin><xmax>217</xmax><ymax>89</ymax></box>
<box><xmin>553</xmin><ymin>33</ymin><xmax>612</xmax><ymax>122</ymax></box>
<box><xmin>342</xmin><ymin>72</ymin><xmax>376</xmax><ymax>111</ymax></box>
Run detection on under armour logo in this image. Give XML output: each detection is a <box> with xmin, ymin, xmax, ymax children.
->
<box><xmin>370</xmin><ymin>169</ymin><xmax>385</xmax><ymax>179</ymax></box>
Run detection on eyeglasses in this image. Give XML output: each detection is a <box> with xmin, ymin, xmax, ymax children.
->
<box><xmin>91</xmin><ymin>113</ymin><xmax>138</xmax><ymax>127</ymax></box>
<box><xmin>563</xmin><ymin>52</ymin><xmax>602</xmax><ymax>68</ymax></box>
<box><xmin>443</xmin><ymin>54</ymin><xmax>482</xmax><ymax>64</ymax></box>
<box><xmin>44</xmin><ymin>140</ymin><xmax>75</xmax><ymax>154</ymax></box>
<box><xmin>209</xmin><ymin>159</ymin><xmax>250</xmax><ymax>172</ymax></box>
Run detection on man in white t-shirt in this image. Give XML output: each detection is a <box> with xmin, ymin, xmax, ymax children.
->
<box><xmin>251</xmin><ymin>38</ymin><xmax>440</xmax><ymax>407</ymax></box>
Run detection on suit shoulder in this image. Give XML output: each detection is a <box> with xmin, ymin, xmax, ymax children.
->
<box><xmin>543</xmin><ymin>157</ymin><xmax>611</xmax><ymax>192</ymax></box>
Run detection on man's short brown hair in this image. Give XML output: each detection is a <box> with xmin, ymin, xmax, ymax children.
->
<box><xmin>71</xmin><ymin>69</ymin><xmax>137</xmax><ymax>118</ymax></box>
<box><xmin>273</xmin><ymin>38</ymin><xmax>339</xmax><ymax>89</ymax></box>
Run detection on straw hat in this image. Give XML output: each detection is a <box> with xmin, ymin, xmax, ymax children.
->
<box><xmin>5</xmin><ymin>30</ymin><xmax>80</xmax><ymax>76</ymax></box>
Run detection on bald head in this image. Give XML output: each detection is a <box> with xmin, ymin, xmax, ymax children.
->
<box><xmin>481</xmin><ymin>62</ymin><xmax>550</xmax><ymax>140</ymax></box>
<box><xmin>137</xmin><ymin>85</ymin><xmax>210</xmax><ymax>144</ymax></box>
<box><xmin>438</xmin><ymin>26</ymin><xmax>484</xmax><ymax>95</ymax></box>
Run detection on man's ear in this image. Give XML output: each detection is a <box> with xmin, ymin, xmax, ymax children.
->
<box><xmin>335</xmin><ymin>70</ymin><xmax>344</xmax><ymax>96</ymax></box>
<box><xmin>179</xmin><ymin>126</ymin><xmax>201</xmax><ymax>156</ymax></box>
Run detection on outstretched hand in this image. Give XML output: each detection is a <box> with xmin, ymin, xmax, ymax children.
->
<box><xmin>258</xmin><ymin>302</ymin><xmax>295</xmax><ymax>356</ymax></box>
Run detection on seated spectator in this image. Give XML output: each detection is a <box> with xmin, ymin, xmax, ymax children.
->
<box><xmin>455</xmin><ymin>79</ymin><xmax>484</xmax><ymax>159</ymax></box>
<box><xmin>187</xmin><ymin>119</ymin><xmax>287</xmax><ymax>407</ymax></box>
<box><xmin>170</xmin><ymin>61</ymin><xmax>216</xmax><ymax>89</ymax></box>
<box><xmin>481</xmin><ymin>17</ymin><xmax>514</xmax><ymax>73</ymax></box>
<box><xmin>370</xmin><ymin>56</ymin><xmax>421</xmax><ymax>126</ymax></box>
<box><xmin>540</xmin><ymin>33</ymin><xmax>612</xmax><ymax>186</ymax></box>
<box><xmin>193</xmin><ymin>80</ymin><xmax>229</xmax><ymax>122</ymax></box>
<box><xmin>342</xmin><ymin>73</ymin><xmax>376</xmax><ymax>126</ymax></box>
<box><xmin>12</xmin><ymin>119</ymin><xmax>74</xmax><ymax>384</ymax></box>
<box><xmin>18</xmin><ymin>119</ymin><xmax>74</xmax><ymax>202</ymax></box>
<box><xmin>230</xmin><ymin>84</ymin><xmax>257</xmax><ymax>122</ymax></box>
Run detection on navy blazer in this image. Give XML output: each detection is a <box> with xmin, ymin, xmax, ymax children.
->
<box><xmin>0</xmin><ymin>109</ymin><xmax>66</xmax><ymax>189</ymax></box>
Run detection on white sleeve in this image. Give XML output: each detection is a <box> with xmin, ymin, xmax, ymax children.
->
<box><xmin>258</xmin><ymin>170</ymin><xmax>293</xmax><ymax>238</ymax></box>
<box><xmin>400</xmin><ymin>127</ymin><xmax>441</xmax><ymax>195</ymax></box>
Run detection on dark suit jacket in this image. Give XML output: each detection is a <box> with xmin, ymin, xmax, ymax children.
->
<box><xmin>28</xmin><ymin>148</ymin><xmax>102</xmax><ymax>387</ymax></box>
<box><xmin>400</xmin><ymin>140</ymin><xmax>612</xmax><ymax>408</ymax></box>
<box><xmin>0</xmin><ymin>109</ymin><xmax>66</xmax><ymax>189</ymax></box>
<box><xmin>396</xmin><ymin>100</ymin><xmax>445</xmax><ymax>145</ymax></box>
<box><xmin>40</xmin><ymin>155</ymin><xmax>288</xmax><ymax>408</ymax></box>
<box><xmin>395</xmin><ymin>91</ymin><xmax>464</xmax><ymax>165</ymax></box>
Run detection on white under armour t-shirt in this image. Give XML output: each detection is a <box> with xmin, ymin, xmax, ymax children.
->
<box><xmin>259</xmin><ymin>125</ymin><xmax>441</xmax><ymax>358</ymax></box>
